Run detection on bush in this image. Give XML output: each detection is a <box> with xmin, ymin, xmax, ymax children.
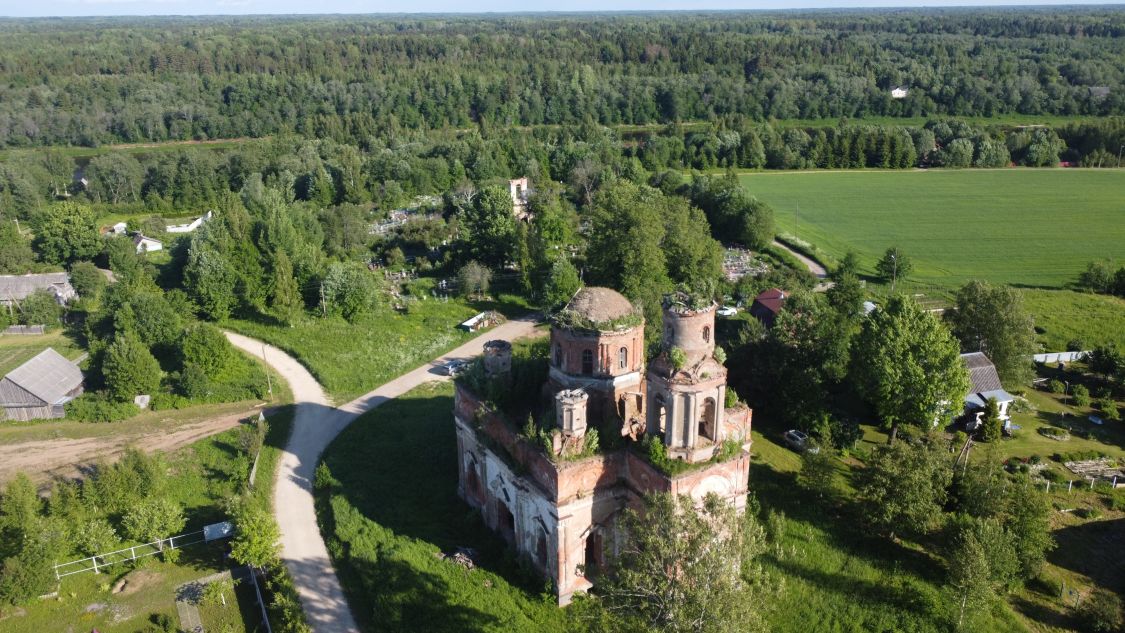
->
<box><xmin>668</xmin><ymin>347</ymin><xmax>687</xmax><ymax>371</ymax></box>
<box><xmin>66</xmin><ymin>392</ymin><xmax>139</xmax><ymax>422</ymax></box>
<box><xmin>1066</xmin><ymin>339</ymin><xmax>1086</xmax><ymax>352</ymax></box>
<box><xmin>1096</xmin><ymin>397</ymin><xmax>1120</xmax><ymax>421</ymax></box>
<box><xmin>1072</xmin><ymin>384</ymin><xmax>1091</xmax><ymax>407</ymax></box>
<box><xmin>1080</xmin><ymin>507</ymin><xmax>1103</xmax><ymax>520</ymax></box>
<box><xmin>1048</xmin><ymin>379</ymin><xmax>1066</xmax><ymax>394</ymax></box>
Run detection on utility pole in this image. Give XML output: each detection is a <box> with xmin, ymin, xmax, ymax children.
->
<box><xmin>890</xmin><ymin>253</ymin><xmax>898</xmax><ymax>293</ymax></box>
<box><xmin>319</xmin><ymin>283</ymin><xmax>327</xmax><ymax>318</ymax></box>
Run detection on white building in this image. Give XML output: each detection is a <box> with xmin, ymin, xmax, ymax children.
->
<box><xmin>133</xmin><ymin>234</ymin><xmax>164</xmax><ymax>254</ymax></box>
<box><xmin>166</xmin><ymin>210</ymin><xmax>213</xmax><ymax>234</ymax></box>
<box><xmin>891</xmin><ymin>86</ymin><xmax>909</xmax><ymax>99</ymax></box>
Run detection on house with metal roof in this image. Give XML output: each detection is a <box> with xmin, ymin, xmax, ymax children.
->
<box><xmin>960</xmin><ymin>352</ymin><xmax>1015</xmax><ymax>429</ymax></box>
<box><xmin>0</xmin><ymin>272</ymin><xmax>77</xmax><ymax>308</ymax></box>
<box><xmin>0</xmin><ymin>348</ymin><xmax>84</xmax><ymax>421</ymax></box>
<box><xmin>749</xmin><ymin>288</ymin><xmax>787</xmax><ymax>328</ymax></box>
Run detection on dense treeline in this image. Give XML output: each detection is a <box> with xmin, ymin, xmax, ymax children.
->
<box><xmin>3</xmin><ymin>113</ymin><xmax>1124</xmax><ymax>234</ymax></box>
<box><xmin>0</xmin><ymin>9</ymin><xmax>1123</xmax><ymax>147</ymax></box>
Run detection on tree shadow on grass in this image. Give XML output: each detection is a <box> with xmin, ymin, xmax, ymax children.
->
<box><xmin>317</xmin><ymin>388</ymin><xmax>548</xmax><ymax>632</ymax></box>
<box><xmin>750</xmin><ymin>460</ymin><xmax>942</xmax><ymax>583</ymax></box>
<box><xmin>1048</xmin><ymin>517</ymin><xmax>1125</xmax><ymax>590</ymax></box>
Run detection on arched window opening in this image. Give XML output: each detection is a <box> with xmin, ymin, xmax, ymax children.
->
<box><xmin>582</xmin><ymin>349</ymin><xmax>594</xmax><ymax>375</ymax></box>
<box><xmin>700</xmin><ymin>398</ymin><xmax>717</xmax><ymax>442</ymax></box>
<box><xmin>655</xmin><ymin>393</ymin><xmax>667</xmax><ymax>436</ymax></box>
<box><xmin>702</xmin><ymin>326</ymin><xmax>711</xmax><ymax>343</ymax></box>
<box><xmin>618</xmin><ymin>346</ymin><xmax>628</xmax><ymax>370</ymax></box>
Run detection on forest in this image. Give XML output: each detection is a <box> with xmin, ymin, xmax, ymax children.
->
<box><xmin>0</xmin><ymin>8</ymin><xmax>1123</xmax><ymax>147</ymax></box>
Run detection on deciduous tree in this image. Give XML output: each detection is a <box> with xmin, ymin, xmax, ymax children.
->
<box><xmin>852</xmin><ymin>295</ymin><xmax>969</xmax><ymax>443</ymax></box>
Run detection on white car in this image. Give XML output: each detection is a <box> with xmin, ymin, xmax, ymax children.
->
<box><xmin>783</xmin><ymin>429</ymin><xmax>820</xmax><ymax>454</ymax></box>
<box><xmin>717</xmin><ymin>306</ymin><xmax>739</xmax><ymax>317</ymax></box>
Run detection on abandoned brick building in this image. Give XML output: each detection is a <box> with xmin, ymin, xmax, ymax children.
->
<box><xmin>454</xmin><ymin>287</ymin><xmax>752</xmax><ymax>604</ymax></box>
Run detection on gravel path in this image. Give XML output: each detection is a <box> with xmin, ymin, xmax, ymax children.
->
<box><xmin>225</xmin><ymin>315</ymin><xmax>542</xmax><ymax>633</ymax></box>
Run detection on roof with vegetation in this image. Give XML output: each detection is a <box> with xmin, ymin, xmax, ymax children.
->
<box><xmin>553</xmin><ymin>287</ymin><xmax>641</xmax><ymax>332</ymax></box>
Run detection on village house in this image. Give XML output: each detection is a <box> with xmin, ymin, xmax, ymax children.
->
<box><xmin>0</xmin><ymin>348</ymin><xmax>84</xmax><ymax>421</ymax></box>
<box><xmin>891</xmin><ymin>86</ymin><xmax>909</xmax><ymax>99</ymax></box>
<box><xmin>133</xmin><ymin>233</ymin><xmax>164</xmax><ymax>254</ymax></box>
<box><xmin>0</xmin><ymin>272</ymin><xmax>77</xmax><ymax>308</ymax></box>
<box><xmin>454</xmin><ymin>288</ymin><xmax>752</xmax><ymax>605</ymax></box>
<box><xmin>749</xmin><ymin>288</ymin><xmax>787</xmax><ymax>327</ymax></box>
<box><xmin>960</xmin><ymin>352</ymin><xmax>1016</xmax><ymax>429</ymax></box>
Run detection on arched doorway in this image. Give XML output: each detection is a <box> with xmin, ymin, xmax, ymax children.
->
<box><xmin>584</xmin><ymin>530</ymin><xmax>604</xmax><ymax>577</ymax></box>
<box><xmin>497</xmin><ymin>500</ymin><xmax>515</xmax><ymax>543</ymax></box>
<box><xmin>466</xmin><ymin>462</ymin><xmax>483</xmax><ymax>503</ymax></box>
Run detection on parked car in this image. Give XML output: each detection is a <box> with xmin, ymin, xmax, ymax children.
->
<box><xmin>717</xmin><ymin>306</ymin><xmax>739</xmax><ymax>317</ymax></box>
<box><xmin>439</xmin><ymin>360</ymin><xmax>469</xmax><ymax>376</ymax></box>
<box><xmin>783</xmin><ymin>429</ymin><xmax>820</xmax><ymax>454</ymax></box>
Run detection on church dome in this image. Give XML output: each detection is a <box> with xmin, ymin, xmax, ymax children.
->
<box><xmin>561</xmin><ymin>287</ymin><xmax>636</xmax><ymax>326</ymax></box>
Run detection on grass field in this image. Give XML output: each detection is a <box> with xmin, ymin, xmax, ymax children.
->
<box><xmin>741</xmin><ymin>169</ymin><xmax>1125</xmax><ymax>291</ymax></box>
<box><xmin>0</xmin><ymin>330</ymin><xmax>84</xmax><ymax>376</ymax></box>
<box><xmin>1021</xmin><ymin>289</ymin><xmax>1125</xmax><ymax>350</ymax></box>
<box><xmin>225</xmin><ymin>291</ymin><xmax>527</xmax><ymax>403</ymax></box>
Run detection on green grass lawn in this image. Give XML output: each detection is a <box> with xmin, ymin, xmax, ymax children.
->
<box><xmin>741</xmin><ymin>169</ymin><xmax>1125</xmax><ymax>291</ymax></box>
<box><xmin>0</xmin><ymin>330</ymin><xmax>84</xmax><ymax>376</ymax></box>
<box><xmin>225</xmin><ymin>292</ymin><xmax>526</xmax><ymax>403</ymax></box>
<box><xmin>316</xmin><ymin>382</ymin><xmax>568</xmax><ymax>633</ymax></box>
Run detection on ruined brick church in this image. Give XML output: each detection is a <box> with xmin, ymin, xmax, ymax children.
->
<box><xmin>454</xmin><ymin>287</ymin><xmax>752</xmax><ymax>604</ymax></box>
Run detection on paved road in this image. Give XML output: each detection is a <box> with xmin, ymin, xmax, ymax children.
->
<box><xmin>225</xmin><ymin>315</ymin><xmax>542</xmax><ymax>633</ymax></box>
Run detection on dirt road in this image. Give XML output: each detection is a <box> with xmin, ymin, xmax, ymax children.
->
<box><xmin>772</xmin><ymin>239</ymin><xmax>828</xmax><ymax>278</ymax></box>
<box><xmin>225</xmin><ymin>315</ymin><xmax>542</xmax><ymax>633</ymax></box>
<box><xmin>0</xmin><ymin>408</ymin><xmax>262</xmax><ymax>485</ymax></box>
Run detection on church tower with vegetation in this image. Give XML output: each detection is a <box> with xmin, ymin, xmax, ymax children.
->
<box><xmin>453</xmin><ymin>287</ymin><xmax>752</xmax><ymax>604</ymax></box>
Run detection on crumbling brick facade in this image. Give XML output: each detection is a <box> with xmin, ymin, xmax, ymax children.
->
<box><xmin>454</xmin><ymin>288</ymin><xmax>752</xmax><ymax>604</ymax></box>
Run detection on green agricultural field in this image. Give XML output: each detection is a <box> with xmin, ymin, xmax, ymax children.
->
<box><xmin>741</xmin><ymin>169</ymin><xmax>1125</xmax><ymax>291</ymax></box>
<box><xmin>1021</xmin><ymin>289</ymin><xmax>1125</xmax><ymax>350</ymax></box>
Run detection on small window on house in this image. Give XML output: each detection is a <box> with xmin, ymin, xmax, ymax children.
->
<box><xmin>582</xmin><ymin>350</ymin><xmax>594</xmax><ymax>375</ymax></box>
<box><xmin>618</xmin><ymin>346</ymin><xmax>628</xmax><ymax>369</ymax></box>
<box><xmin>702</xmin><ymin>326</ymin><xmax>711</xmax><ymax>343</ymax></box>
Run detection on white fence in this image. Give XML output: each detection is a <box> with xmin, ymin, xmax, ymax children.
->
<box><xmin>1034</xmin><ymin>351</ymin><xmax>1089</xmax><ymax>364</ymax></box>
<box><xmin>54</xmin><ymin>523</ymin><xmax>231</xmax><ymax>579</ymax></box>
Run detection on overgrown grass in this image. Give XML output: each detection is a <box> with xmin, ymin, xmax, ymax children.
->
<box><xmin>742</xmin><ymin>169</ymin><xmax>1125</xmax><ymax>291</ymax></box>
<box><xmin>1021</xmin><ymin>289</ymin><xmax>1125</xmax><ymax>350</ymax></box>
<box><xmin>225</xmin><ymin>296</ymin><xmax>512</xmax><ymax>403</ymax></box>
<box><xmin>316</xmin><ymin>382</ymin><xmax>567</xmax><ymax>633</ymax></box>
